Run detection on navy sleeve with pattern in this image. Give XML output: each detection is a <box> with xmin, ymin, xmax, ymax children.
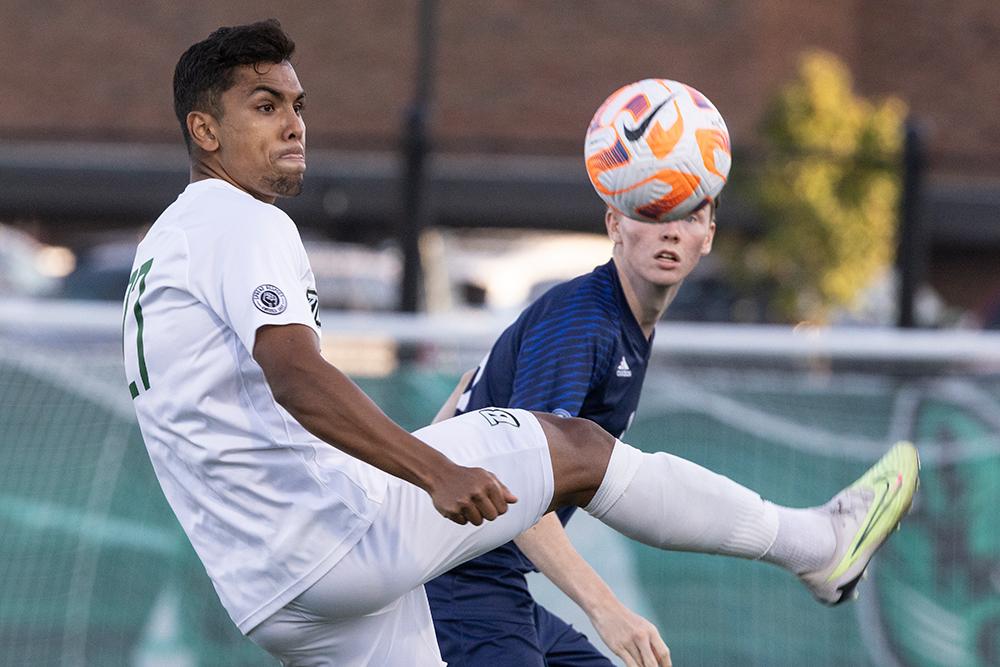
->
<box><xmin>508</xmin><ymin>301</ymin><xmax>617</xmax><ymax>416</ymax></box>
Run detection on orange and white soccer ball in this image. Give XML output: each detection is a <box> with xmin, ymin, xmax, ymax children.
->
<box><xmin>584</xmin><ymin>79</ymin><xmax>731</xmax><ymax>222</ymax></box>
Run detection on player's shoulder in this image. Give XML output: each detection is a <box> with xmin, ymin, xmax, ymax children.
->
<box><xmin>505</xmin><ymin>262</ymin><xmax>620</xmax><ymax>352</ymax></box>
<box><xmin>159</xmin><ymin>179</ymin><xmax>298</xmax><ymax>244</ymax></box>
<box><xmin>190</xmin><ymin>179</ymin><xmax>293</xmax><ymax>227</ymax></box>
<box><xmin>526</xmin><ymin>261</ymin><xmax>619</xmax><ymax>322</ymax></box>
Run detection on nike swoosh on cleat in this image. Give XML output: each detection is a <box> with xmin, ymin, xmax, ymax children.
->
<box><xmin>623</xmin><ymin>92</ymin><xmax>680</xmax><ymax>142</ymax></box>
<box><xmin>850</xmin><ymin>478</ymin><xmax>896</xmax><ymax>558</ymax></box>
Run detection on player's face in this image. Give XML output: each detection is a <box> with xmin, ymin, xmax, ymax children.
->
<box><xmin>607</xmin><ymin>203</ymin><xmax>715</xmax><ymax>290</ymax></box>
<box><xmin>210</xmin><ymin>61</ymin><xmax>306</xmax><ymax>203</ymax></box>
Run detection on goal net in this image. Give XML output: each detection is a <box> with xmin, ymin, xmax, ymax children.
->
<box><xmin>2</xmin><ymin>300</ymin><xmax>998</xmax><ymax>666</ymax></box>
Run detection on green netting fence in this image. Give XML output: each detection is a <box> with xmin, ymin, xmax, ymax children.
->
<box><xmin>2</xmin><ymin>304</ymin><xmax>998</xmax><ymax>666</ymax></box>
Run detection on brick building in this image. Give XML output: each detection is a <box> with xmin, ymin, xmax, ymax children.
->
<box><xmin>2</xmin><ymin>1</ymin><xmax>998</xmax><ymax>319</ymax></box>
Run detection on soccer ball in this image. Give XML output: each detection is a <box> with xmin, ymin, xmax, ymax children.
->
<box><xmin>584</xmin><ymin>79</ymin><xmax>731</xmax><ymax>222</ymax></box>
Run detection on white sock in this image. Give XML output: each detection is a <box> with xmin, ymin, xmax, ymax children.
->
<box><xmin>585</xmin><ymin>441</ymin><xmax>779</xmax><ymax>559</ymax></box>
<box><xmin>761</xmin><ymin>505</ymin><xmax>836</xmax><ymax>574</ymax></box>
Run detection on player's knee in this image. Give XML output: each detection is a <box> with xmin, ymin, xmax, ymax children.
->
<box><xmin>565</xmin><ymin>415</ymin><xmax>614</xmax><ymax>453</ymax></box>
<box><xmin>536</xmin><ymin>409</ymin><xmax>608</xmax><ymax>438</ymax></box>
<box><xmin>534</xmin><ymin>412</ymin><xmax>614</xmax><ymax>468</ymax></box>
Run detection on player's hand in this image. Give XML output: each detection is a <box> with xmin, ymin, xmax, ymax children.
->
<box><xmin>590</xmin><ymin>601</ymin><xmax>671</xmax><ymax>667</ymax></box>
<box><xmin>426</xmin><ymin>463</ymin><xmax>518</xmax><ymax>525</ymax></box>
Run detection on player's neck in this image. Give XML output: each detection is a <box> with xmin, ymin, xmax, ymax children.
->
<box><xmin>189</xmin><ymin>160</ymin><xmax>277</xmax><ymax>205</ymax></box>
<box><xmin>613</xmin><ymin>261</ymin><xmax>677</xmax><ymax>339</ymax></box>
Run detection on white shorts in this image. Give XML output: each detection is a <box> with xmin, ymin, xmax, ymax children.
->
<box><xmin>248</xmin><ymin>408</ymin><xmax>554</xmax><ymax>666</ymax></box>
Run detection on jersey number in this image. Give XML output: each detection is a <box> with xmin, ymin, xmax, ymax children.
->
<box><xmin>124</xmin><ymin>258</ymin><xmax>153</xmax><ymax>399</ymax></box>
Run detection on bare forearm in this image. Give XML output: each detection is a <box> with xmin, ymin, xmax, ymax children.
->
<box><xmin>254</xmin><ymin>323</ymin><xmax>515</xmax><ymax>526</ymax></box>
<box><xmin>432</xmin><ymin>368</ymin><xmax>475</xmax><ymax>424</ymax></box>
<box><xmin>517</xmin><ymin>513</ymin><xmax>671</xmax><ymax>665</ymax></box>
<box><xmin>515</xmin><ymin>513</ymin><xmax>617</xmax><ymax>615</ymax></box>
<box><xmin>276</xmin><ymin>357</ymin><xmax>449</xmax><ymax>490</ymax></box>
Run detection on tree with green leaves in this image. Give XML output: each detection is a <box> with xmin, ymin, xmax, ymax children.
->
<box><xmin>748</xmin><ymin>51</ymin><xmax>907</xmax><ymax>323</ymax></box>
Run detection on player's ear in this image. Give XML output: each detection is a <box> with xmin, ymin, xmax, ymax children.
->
<box><xmin>188</xmin><ymin>111</ymin><xmax>220</xmax><ymax>152</ymax></box>
<box><xmin>605</xmin><ymin>207</ymin><xmax>623</xmax><ymax>244</ymax></box>
<box><xmin>701</xmin><ymin>220</ymin><xmax>716</xmax><ymax>255</ymax></box>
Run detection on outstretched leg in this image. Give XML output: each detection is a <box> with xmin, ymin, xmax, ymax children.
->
<box><xmin>538</xmin><ymin>414</ymin><xmax>780</xmax><ymax>559</ymax></box>
<box><xmin>536</xmin><ymin>413</ymin><xmax>920</xmax><ymax>605</ymax></box>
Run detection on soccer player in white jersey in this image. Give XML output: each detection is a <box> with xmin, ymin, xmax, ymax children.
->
<box><xmin>123</xmin><ymin>19</ymin><xmax>919</xmax><ymax>666</ymax></box>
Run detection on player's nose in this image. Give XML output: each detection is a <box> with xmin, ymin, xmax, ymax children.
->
<box><xmin>659</xmin><ymin>221</ymin><xmax>681</xmax><ymax>240</ymax></box>
<box><xmin>284</xmin><ymin>109</ymin><xmax>304</xmax><ymax>141</ymax></box>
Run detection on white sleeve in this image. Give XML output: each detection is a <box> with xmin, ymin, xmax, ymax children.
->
<box><xmin>190</xmin><ymin>208</ymin><xmax>320</xmax><ymax>355</ymax></box>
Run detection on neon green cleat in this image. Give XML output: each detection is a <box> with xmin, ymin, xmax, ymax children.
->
<box><xmin>800</xmin><ymin>441</ymin><xmax>920</xmax><ymax>605</ymax></box>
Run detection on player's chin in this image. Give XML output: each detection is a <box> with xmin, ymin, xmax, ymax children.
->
<box><xmin>268</xmin><ymin>174</ymin><xmax>305</xmax><ymax>198</ymax></box>
<box><xmin>648</xmin><ymin>266</ymin><xmax>687</xmax><ymax>286</ymax></box>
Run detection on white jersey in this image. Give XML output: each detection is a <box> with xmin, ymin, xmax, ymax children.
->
<box><xmin>123</xmin><ymin>179</ymin><xmax>388</xmax><ymax>633</ymax></box>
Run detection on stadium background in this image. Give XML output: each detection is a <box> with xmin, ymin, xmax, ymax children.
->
<box><xmin>2</xmin><ymin>2</ymin><xmax>1000</xmax><ymax>665</ymax></box>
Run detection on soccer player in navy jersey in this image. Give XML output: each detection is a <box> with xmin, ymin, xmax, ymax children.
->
<box><xmin>425</xmin><ymin>199</ymin><xmax>717</xmax><ymax>666</ymax></box>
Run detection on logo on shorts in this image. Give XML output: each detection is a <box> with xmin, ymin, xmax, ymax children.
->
<box><xmin>479</xmin><ymin>408</ymin><xmax>520</xmax><ymax>428</ymax></box>
<box><xmin>252</xmin><ymin>284</ymin><xmax>287</xmax><ymax>315</ymax></box>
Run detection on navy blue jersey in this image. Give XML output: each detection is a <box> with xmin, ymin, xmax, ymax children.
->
<box><xmin>426</xmin><ymin>259</ymin><xmax>652</xmax><ymax>622</ymax></box>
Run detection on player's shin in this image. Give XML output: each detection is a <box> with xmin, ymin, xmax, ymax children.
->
<box><xmin>583</xmin><ymin>440</ymin><xmax>780</xmax><ymax>559</ymax></box>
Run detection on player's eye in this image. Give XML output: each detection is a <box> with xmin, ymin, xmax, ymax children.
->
<box><xmin>294</xmin><ymin>102</ymin><xmax>304</xmax><ymax>114</ymax></box>
<box><xmin>258</xmin><ymin>103</ymin><xmax>274</xmax><ymax>112</ymax></box>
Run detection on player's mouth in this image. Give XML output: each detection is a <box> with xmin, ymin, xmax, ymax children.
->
<box><xmin>654</xmin><ymin>249</ymin><xmax>680</xmax><ymax>267</ymax></box>
<box><xmin>276</xmin><ymin>149</ymin><xmax>306</xmax><ymax>167</ymax></box>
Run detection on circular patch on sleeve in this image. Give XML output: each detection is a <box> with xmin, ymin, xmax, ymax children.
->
<box><xmin>252</xmin><ymin>284</ymin><xmax>288</xmax><ymax>315</ymax></box>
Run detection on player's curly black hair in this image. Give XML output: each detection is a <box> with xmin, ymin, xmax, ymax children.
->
<box><xmin>173</xmin><ymin>19</ymin><xmax>296</xmax><ymax>150</ymax></box>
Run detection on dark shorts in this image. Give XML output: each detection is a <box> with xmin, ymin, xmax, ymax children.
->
<box><xmin>432</xmin><ymin>602</ymin><xmax>612</xmax><ymax>667</ymax></box>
